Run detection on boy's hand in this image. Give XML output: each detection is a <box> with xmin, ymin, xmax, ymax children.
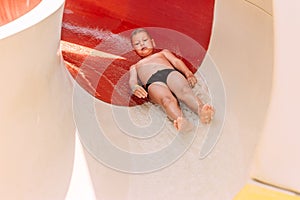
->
<box><xmin>132</xmin><ymin>84</ymin><xmax>148</xmax><ymax>98</ymax></box>
<box><xmin>186</xmin><ymin>74</ymin><xmax>197</xmax><ymax>88</ymax></box>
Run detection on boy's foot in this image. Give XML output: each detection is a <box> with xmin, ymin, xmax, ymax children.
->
<box><xmin>199</xmin><ymin>104</ymin><xmax>215</xmax><ymax>124</ymax></box>
<box><xmin>174</xmin><ymin>117</ymin><xmax>194</xmax><ymax>133</ymax></box>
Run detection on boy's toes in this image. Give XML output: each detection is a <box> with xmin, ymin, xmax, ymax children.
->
<box><xmin>173</xmin><ymin>117</ymin><xmax>181</xmax><ymax>130</ymax></box>
<box><xmin>206</xmin><ymin>117</ymin><xmax>212</xmax><ymax>124</ymax></box>
<box><xmin>200</xmin><ymin>115</ymin><xmax>210</xmax><ymax>124</ymax></box>
<box><xmin>198</xmin><ymin>104</ymin><xmax>215</xmax><ymax>124</ymax></box>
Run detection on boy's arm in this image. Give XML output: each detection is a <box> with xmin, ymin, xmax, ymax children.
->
<box><xmin>129</xmin><ymin>65</ymin><xmax>148</xmax><ymax>98</ymax></box>
<box><xmin>129</xmin><ymin>64</ymin><xmax>138</xmax><ymax>88</ymax></box>
<box><xmin>162</xmin><ymin>49</ymin><xmax>197</xmax><ymax>87</ymax></box>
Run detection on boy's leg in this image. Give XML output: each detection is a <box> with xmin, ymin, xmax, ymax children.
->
<box><xmin>148</xmin><ymin>83</ymin><xmax>193</xmax><ymax>131</ymax></box>
<box><xmin>167</xmin><ymin>72</ymin><xmax>214</xmax><ymax>124</ymax></box>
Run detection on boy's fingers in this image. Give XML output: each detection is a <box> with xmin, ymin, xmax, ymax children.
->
<box><xmin>188</xmin><ymin>77</ymin><xmax>197</xmax><ymax>87</ymax></box>
<box><xmin>188</xmin><ymin>79</ymin><xmax>194</xmax><ymax>87</ymax></box>
<box><xmin>135</xmin><ymin>88</ymin><xmax>147</xmax><ymax>98</ymax></box>
<box><xmin>138</xmin><ymin>87</ymin><xmax>147</xmax><ymax>97</ymax></box>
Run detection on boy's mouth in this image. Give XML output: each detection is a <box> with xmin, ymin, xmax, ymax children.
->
<box><xmin>141</xmin><ymin>47</ymin><xmax>147</xmax><ymax>51</ymax></box>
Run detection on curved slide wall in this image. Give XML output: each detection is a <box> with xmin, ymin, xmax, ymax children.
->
<box><xmin>0</xmin><ymin>0</ymin><xmax>75</xmax><ymax>199</ymax></box>
<box><xmin>251</xmin><ymin>0</ymin><xmax>300</xmax><ymax>193</ymax></box>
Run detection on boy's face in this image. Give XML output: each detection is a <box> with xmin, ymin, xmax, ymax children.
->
<box><xmin>131</xmin><ymin>31</ymin><xmax>155</xmax><ymax>57</ymax></box>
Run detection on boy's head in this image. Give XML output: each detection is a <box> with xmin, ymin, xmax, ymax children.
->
<box><xmin>131</xmin><ymin>28</ymin><xmax>155</xmax><ymax>57</ymax></box>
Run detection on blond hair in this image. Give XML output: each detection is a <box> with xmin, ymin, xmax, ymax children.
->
<box><xmin>130</xmin><ymin>28</ymin><xmax>151</xmax><ymax>43</ymax></box>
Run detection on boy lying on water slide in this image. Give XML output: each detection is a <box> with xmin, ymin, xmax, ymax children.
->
<box><xmin>129</xmin><ymin>28</ymin><xmax>214</xmax><ymax>132</ymax></box>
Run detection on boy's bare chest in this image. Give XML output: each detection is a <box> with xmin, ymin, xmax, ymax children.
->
<box><xmin>136</xmin><ymin>53</ymin><xmax>171</xmax><ymax>69</ymax></box>
<box><xmin>134</xmin><ymin>53</ymin><xmax>172</xmax><ymax>82</ymax></box>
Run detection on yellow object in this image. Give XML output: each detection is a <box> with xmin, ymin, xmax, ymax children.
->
<box><xmin>234</xmin><ymin>184</ymin><xmax>300</xmax><ymax>200</ymax></box>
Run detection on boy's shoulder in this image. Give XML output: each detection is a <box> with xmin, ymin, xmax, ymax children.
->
<box><xmin>130</xmin><ymin>63</ymin><xmax>137</xmax><ymax>69</ymax></box>
<box><xmin>161</xmin><ymin>49</ymin><xmax>171</xmax><ymax>53</ymax></box>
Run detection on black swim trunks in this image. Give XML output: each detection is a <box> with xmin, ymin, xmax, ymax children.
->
<box><xmin>144</xmin><ymin>69</ymin><xmax>176</xmax><ymax>92</ymax></box>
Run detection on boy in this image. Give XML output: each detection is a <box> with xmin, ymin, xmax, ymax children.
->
<box><xmin>129</xmin><ymin>28</ymin><xmax>214</xmax><ymax>132</ymax></box>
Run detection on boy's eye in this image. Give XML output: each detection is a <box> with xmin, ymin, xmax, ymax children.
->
<box><xmin>134</xmin><ymin>42</ymin><xmax>140</xmax><ymax>46</ymax></box>
<box><xmin>143</xmin><ymin>39</ymin><xmax>148</xmax><ymax>42</ymax></box>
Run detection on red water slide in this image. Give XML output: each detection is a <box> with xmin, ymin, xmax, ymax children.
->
<box><xmin>61</xmin><ymin>0</ymin><xmax>214</xmax><ymax>106</ymax></box>
<box><xmin>0</xmin><ymin>0</ymin><xmax>41</xmax><ymax>25</ymax></box>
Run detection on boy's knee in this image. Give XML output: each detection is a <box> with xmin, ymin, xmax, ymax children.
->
<box><xmin>161</xmin><ymin>96</ymin><xmax>177</xmax><ymax>107</ymax></box>
<box><xmin>181</xmin><ymin>85</ymin><xmax>192</xmax><ymax>94</ymax></box>
<box><xmin>177</xmin><ymin>85</ymin><xmax>192</xmax><ymax>99</ymax></box>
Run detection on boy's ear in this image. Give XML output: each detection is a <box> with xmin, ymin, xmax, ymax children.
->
<box><xmin>151</xmin><ymin>39</ymin><xmax>156</xmax><ymax>47</ymax></box>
